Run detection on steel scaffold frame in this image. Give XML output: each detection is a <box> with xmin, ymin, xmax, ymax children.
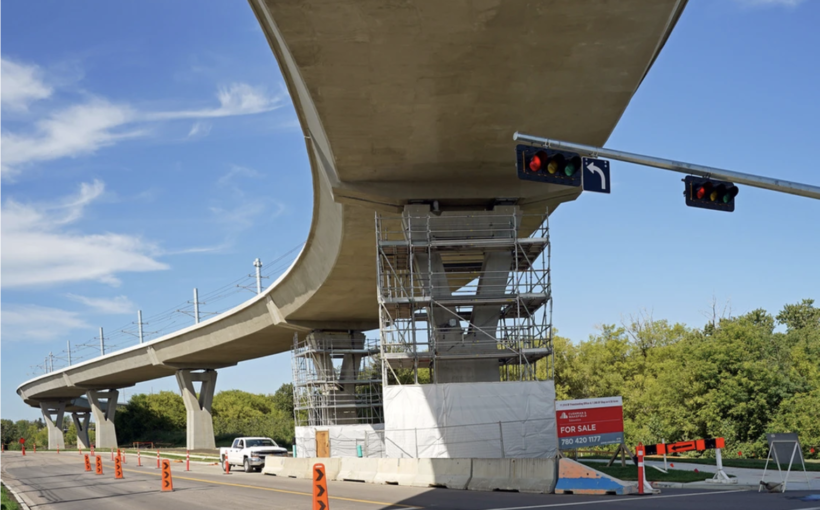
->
<box><xmin>375</xmin><ymin>209</ymin><xmax>554</xmax><ymax>386</ymax></box>
<box><xmin>291</xmin><ymin>334</ymin><xmax>384</xmax><ymax>427</ymax></box>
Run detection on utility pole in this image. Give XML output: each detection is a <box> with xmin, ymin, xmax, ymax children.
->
<box><xmin>99</xmin><ymin>327</ymin><xmax>105</xmax><ymax>356</ymax></box>
<box><xmin>193</xmin><ymin>288</ymin><xmax>200</xmax><ymax>324</ymax></box>
<box><xmin>67</xmin><ymin>340</ymin><xmax>72</xmax><ymax>366</ymax></box>
<box><xmin>254</xmin><ymin>258</ymin><xmax>263</xmax><ymax>294</ymax></box>
<box><xmin>138</xmin><ymin>310</ymin><xmax>144</xmax><ymax>344</ymax></box>
<box><xmin>49</xmin><ymin>351</ymin><xmax>54</xmax><ymax>372</ymax></box>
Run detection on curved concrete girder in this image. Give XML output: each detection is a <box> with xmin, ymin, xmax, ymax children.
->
<box><xmin>251</xmin><ymin>0</ymin><xmax>687</xmax><ymax>208</ymax></box>
<box><xmin>17</xmin><ymin>1</ymin><xmax>685</xmax><ymax>407</ymax></box>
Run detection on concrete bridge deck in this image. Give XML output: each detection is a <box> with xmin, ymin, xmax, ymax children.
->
<box><xmin>17</xmin><ymin>0</ymin><xmax>687</xmax><ymax>419</ymax></box>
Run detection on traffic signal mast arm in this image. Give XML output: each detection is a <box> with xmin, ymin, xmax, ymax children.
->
<box><xmin>513</xmin><ymin>132</ymin><xmax>820</xmax><ymax>201</ymax></box>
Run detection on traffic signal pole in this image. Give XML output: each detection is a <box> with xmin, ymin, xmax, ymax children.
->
<box><xmin>513</xmin><ymin>132</ymin><xmax>820</xmax><ymax>200</ymax></box>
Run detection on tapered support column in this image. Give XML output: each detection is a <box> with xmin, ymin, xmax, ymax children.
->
<box><xmin>72</xmin><ymin>412</ymin><xmax>91</xmax><ymax>449</ymax></box>
<box><xmin>176</xmin><ymin>369</ymin><xmax>217</xmax><ymax>450</ymax></box>
<box><xmin>306</xmin><ymin>331</ymin><xmax>365</xmax><ymax>424</ymax></box>
<box><xmin>40</xmin><ymin>401</ymin><xmax>66</xmax><ymax>450</ymax></box>
<box><xmin>86</xmin><ymin>389</ymin><xmax>118</xmax><ymax>448</ymax></box>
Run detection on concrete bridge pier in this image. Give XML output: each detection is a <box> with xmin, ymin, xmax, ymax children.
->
<box><xmin>175</xmin><ymin>369</ymin><xmax>217</xmax><ymax>450</ymax></box>
<box><xmin>39</xmin><ymin>401</ymin><xmax>66</xmax><ymax>450</ymax></box>
<box><xmin>86</xmin><ymin>389</ymin><xmax>118</xmax><ymax>448</ymax></box>
<box><xmin>71</xmin><ymin>411</ymin><xmax>91</xmax><ymax>449</ymax></box>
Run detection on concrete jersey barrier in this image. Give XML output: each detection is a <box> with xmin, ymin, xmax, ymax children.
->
<box><xmin>412</xmin><ymin>458</ymin><xmax>472</xmax><ymax>490</ymax></box>
<box><xmin>262</xmin><ymin>457</ymin><xmax>341</xmax><ymax>481</ymax></box>
<box><xmin>373</xmin><ymin>458</ymin><xmax>419</xmax><ymax>486</ymax></box>
<box><xmin>267</xmin><ymin>456</ymin><xmax>562</xmax><ymax>494</ymax></box>
<box><xmin>338</xmin><ymin>457</ymin><xmax>379</xmax><ymax>483</ymax></box>
<box><xmin>468</xmin><ymin>458</ymin><xmax>558</xmax><ymax>494</ymax></box>
<box><xmin>262</xmin><ymin>456</ymin><xmax>286</xmax><ymax>476</ymax></box>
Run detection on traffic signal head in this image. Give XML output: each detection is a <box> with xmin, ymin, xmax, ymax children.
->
<box><xmin>516</xmin><ymin>144</ymin><xmax>582</xmax><ymax>186</ymax></box>
<box><xmin>684</xmin><ymin>176</ymin><xmax>739</xmax><ymax>212</ymax></box>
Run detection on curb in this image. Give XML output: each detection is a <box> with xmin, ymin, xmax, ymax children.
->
<box><xmin>2</xmin><ymin>480</ymin><xmax>33</xmax><ymax>510</ymax></box>
<box><xmin>651</xmin><ymin>481</ymin><xmax>757</xmax><ymax>490</ymax></box>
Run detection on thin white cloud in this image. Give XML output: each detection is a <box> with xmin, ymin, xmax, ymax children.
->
<box><xmin>1</xmin><ymin>58</ymin><xmax>53</xmax><ymax>111</ymax></box>
<box><xmin>1</xmin><ymin>304</ymin><xmax>90</xmax><ymax>342</ymax></box>
<box><xmin>147</xmin><ymin>83</ymin><xmax>284</xmax><ymax>121</ymax></box>
<box><xmin>1</xmin><ymin>180</ymin><xmax>169</xmax><ymax>288</ymax></box>
<box><xmin>1</xmin><ymin>99</ymin><xmax>142</xmax><ymax>179</ymax></box>
<box><xmin>218</xmin><ymin>164</ymin><xmax>262</xmax><ymax>185</ymax></box>
<box><xmin>67</xmin><ymin>294</ymin><xmax>135</xmax><ymax>314</ymax></box>
<box><xmin>187</xmin><ymin>121</ymin><xmax>212</xmax><ymax>138</ymax></box>
<box><xmin>209</xmin><ymin>201</ymin><xmax>268</xmax><ymax>231</ymax></box>
<box><xmin>1</xmin><ymin>58</ymin><xmax>287</xmax><ymax>179</ymax></box>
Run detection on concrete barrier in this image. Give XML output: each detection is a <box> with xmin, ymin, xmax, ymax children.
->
<box><xmin>338</xmin><ymin>457</ymin><xmax>379</xmax><ymax>483</ymax></box>
<box><xmin>281</xmin><ymin>458</ymin><xmax>310</xmax><ymax>478</ymax></box>
<box><xmin>308</xmin><ymin>458</ymin><xmax>341</xmax><ymax>481</ymax></box>
<box><xmin>412</xmin><ymin>458</ymin><xmax>472</xmax><ymax>490</ymax></box>
<box><xmin>468</xmin><ymin>458</ymin><xmax>558</xmax><ymax>494</ymax></box>
<box><xmin>373</xmin><ymin>458</ymin><xmax>420</xmax><ymax>486</ymax></box>
<box><xmin>373</xmin><ymin>458</ymin><xmax>401</xmax><ymax>484</ymax></box>
<box><xmin>263</xmin><ymin>458</ymin><xmax>342</xmax><ymax>480</ymax></box>
<box><xmin>554</xmin><ymin>458</ymin><xmax>637</xmax><ymax>495</ymax></box>
<box><xmin>262</xmin><ymin>456</ymin><xmax>286</xmax><ymax>476</ymax></box>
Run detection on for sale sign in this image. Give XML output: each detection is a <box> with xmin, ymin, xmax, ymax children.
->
<box><xmin>556</xmin><ymin>396</ymin><xmax>624</xmax><ymax>449</ymax></box>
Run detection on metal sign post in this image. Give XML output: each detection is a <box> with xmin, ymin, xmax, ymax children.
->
<box><xmin>760</xmin><ymin>435</ymin><xmax>812</xmax><ymax>492</ymax></box>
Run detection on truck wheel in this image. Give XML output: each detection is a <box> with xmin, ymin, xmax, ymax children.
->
<box><xmin>244</xmin><ymin>457</ymin><xmax>252</xmax><ymax>473</ymax></box>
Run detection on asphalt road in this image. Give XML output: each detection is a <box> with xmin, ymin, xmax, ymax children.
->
<box><xmin>2</xmin><ymin>452</ymin><xmax>819</xmax><ymax>510</ymax></box>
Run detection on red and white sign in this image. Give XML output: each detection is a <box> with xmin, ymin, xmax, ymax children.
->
<box><xmin>556</xmin><ymin>397</ymin><xmax>624</xmax><ymax>448</ymax></box>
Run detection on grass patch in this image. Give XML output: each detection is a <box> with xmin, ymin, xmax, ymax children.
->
<box><xmin>578</xmin><ymin>461</ymin><xmax>725</xmax><ymax>483</ymax></box>
<box><xmin>649</xmin><ymin>456</ymin><xmax>820</xmax><ymax>472</ymax></box>
<box><xmin>119</xmin><ymin>449</ymin><xmax>220</xmax><ymax>461</ymax></box>
<box><xmin>2</xmin><ymin>483</ymin><xmax>20</xmax><ymax>510</ymax></box>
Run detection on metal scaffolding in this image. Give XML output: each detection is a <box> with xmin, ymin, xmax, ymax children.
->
<box><xmin>375</xmin><ymin>207</ymin><xmax>553</xmax><ymax>386</ymax></box>
<box><xmin>291</xmin><ymin>333</ymin><xmax>384</xmax><ymax>427</ymax></box>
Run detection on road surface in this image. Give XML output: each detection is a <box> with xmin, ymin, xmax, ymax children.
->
<box><xmin>3</xmin><ymin>452</ymin><xmax>820</xmax><ymax>510</ymax></box>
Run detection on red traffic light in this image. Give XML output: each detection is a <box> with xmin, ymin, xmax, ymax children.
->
<box><xmin>695</xmin><ymin>182</ymin><xmax>713</xmax><ymax>200</ymax></box>
<box><xmin>528</xmin><ymin>154</ymin><xmax>542</xmax><ymax>172</ymax></box>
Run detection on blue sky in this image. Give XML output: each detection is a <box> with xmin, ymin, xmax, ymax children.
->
<box><xmin>2</xmin><ymin>0</ymin><xmax>818</xmax><ymax>421</ymax></box>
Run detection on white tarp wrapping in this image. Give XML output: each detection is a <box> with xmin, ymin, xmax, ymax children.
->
<box><xmin>384</xmin><ymin>381</ymin><xmax>557</xmax><ymax>459</ymax></box>
<box><xmin>295</xmin><ymin>424</ymin><xmax>384</xmax><ymax>458</ymax></box>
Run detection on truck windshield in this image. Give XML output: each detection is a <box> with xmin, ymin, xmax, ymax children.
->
<box><xmin>245</xmin><ymin>439</ymin><xmax>276</xmax><ymax>447</ymax></box>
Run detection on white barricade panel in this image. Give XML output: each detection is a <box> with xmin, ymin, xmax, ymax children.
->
<box><xmin>384</xmin><ymin>381</ymin><xmax>558</xmax><ymax>458</ymax></box>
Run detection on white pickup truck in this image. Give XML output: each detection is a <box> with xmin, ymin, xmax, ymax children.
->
<box><xmin>219</xmin><ymin>437</ymin><xmax>288</xmax><ymax>473</ymax></box>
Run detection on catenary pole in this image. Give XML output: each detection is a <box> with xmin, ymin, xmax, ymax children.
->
<box><xmin>138</xmin><ymin>310</ymin><xmax>144</xmax><ymax>344</ymax></box>
<box><xmin>254</xmin><ymin>258</ymin><xmax>263</xmax><ymax>295</ymax></box>
<box><xmin>100</xmin><ymin>327</ymin><xmax>105</xmax><ymax>356</ymax></box>
<box><xmin>67</xmin><ymin>340</ymin><xmax>72</xmax><ymax>366</ymax></box>
<box><xmin>193</xmin><ymin>288</ymin><xmax>200</xmax><ymax>324</ymax></box>
<box><xmin>513</xmin><ymin>132</ymin><xmax>820</xmax><ymax>200</ymax></box>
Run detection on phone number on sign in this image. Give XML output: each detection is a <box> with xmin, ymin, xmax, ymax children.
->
<box><xmin>560</xmin><ymin>436</ymin><xmax>602</xmax><ymax>447</ymax></box>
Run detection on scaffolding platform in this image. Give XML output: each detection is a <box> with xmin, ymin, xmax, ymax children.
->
<box><xmin>376</xmin><ymin>207</ymin><xmax>554</xmax><ymax>385</ymax></box>
<box><xmin>292</xmin><ymin>333</ymin><xmax>383</xmax><ymax>427</ymax></box>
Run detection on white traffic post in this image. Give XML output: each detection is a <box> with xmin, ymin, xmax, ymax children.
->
<box><xmin>662</xmin><ymin>439</ymin><xmax>668</xmax><ymax>471</ymax></box>
<box><xmin>708</xmin><ymin>448</ymin><xmax>735</xmax><ymax>484</ymax></box>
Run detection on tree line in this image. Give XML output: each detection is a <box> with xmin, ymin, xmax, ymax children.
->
<box><xmin>3</xmin><ymin>299</ymin><xmax>818</xmax><ymax>458</ymax></box>
<box><xmin>543</xmin><ymin>299</ymin><xmax>820</xmax><ymax>459</ymax></box>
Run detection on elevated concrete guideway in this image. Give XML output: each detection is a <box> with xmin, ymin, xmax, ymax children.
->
<box><xmin>17</xmin><ymin>0</ymin><xmax>687</xmax><ymax>444</ymax></box>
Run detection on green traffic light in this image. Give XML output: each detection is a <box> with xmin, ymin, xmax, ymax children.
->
<box><xmin>564</xmin><ymin>163</ymin><xmax>575</xmax><ymax>176</ymax></box>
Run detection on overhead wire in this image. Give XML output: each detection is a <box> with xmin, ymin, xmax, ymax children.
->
<box><xmin>38</xmin><ymin>240</ymin><xmax>307</xmax><ymax>368</ymax></box>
